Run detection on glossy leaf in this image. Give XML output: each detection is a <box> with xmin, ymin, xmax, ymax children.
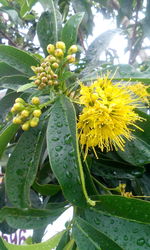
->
<box><xmin>32</xmin><ymin>182</ymin><xmax>60</xmax><ymax>196</ymax></box>
<box><xmin>0</xmin><ymin>75</ymin><xmax>29</xmax><ymax>91</ymax></box>
<box><xmin>37</xmin><ymin>5</ymin><xmax>62</xmax><ymax>55</ymax></box>
<box><xmin>61</xmin><ymin>13</ymin><xmax>84</xmax><ymax>50</ymax></box>
<box><xmin>0</xmin><ymin>91</ymin><xmax>21</xmax><ymax>122</ymax></box>
<box><xmin>0</xmin><ymin>45</ymin><xmax>39</xmax><ymax>76</ymax></box>
<box><xmin>0</xmin><ymin>206</ymin><xmax>66</xmax><ymax>229</ymax></box>
<box><xmin>117</xmin><ymin>137</ymin><xmax>150</xmax><ymax>166</ymax></box>
<box><xmin>1</xmin><ymin>230</ymin><xmax>65</xmax><ymax>249</ymax></box>
<box><xmin>47</xmin><ymin>95</ymin><xmax>87</xmax><ymax>207</ymax></box>
<box><xmin>94</xmin><ymin>195</ymin><xmax>150</xmax><ymax>224</ymax></box>
<box><xmin>17</xmin><ymin>82</ymin><xmax>35</xmax><ymax>92</ymax></box>
<box><xmin>0</xmin><ymin>237</ymin><xmax>7</xmax><ymax>250</ymax></box>
<box><xmin>0</xmin><ymin>123</ymin><xmax>19</xmax><ymax>158</ymax></box>
<box><xmin>5</xmin><ymin>123</ymin><xmax>46</xmax><ymax>208</ymax></box>
<box><xmin>56</xmin><ymin>230</ymin><xmax>70</xmax><ymax>250</ymax></box>
<box><xmin>85</xmin><ymin>208</ymin><xmax>150</xmax><ymax>250</ymax></box>
<box><xmin>0</xmin><ymin>62</ymin><xmax>23</xmax><ymax>77</ymax></box>
<box><xmin>73</xmin><ymin>216</ymin><xmax>122</xmax><ymax>250</ymax></box>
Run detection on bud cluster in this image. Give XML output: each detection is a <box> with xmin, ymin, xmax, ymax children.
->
<box><xmin>31</xmin><ymin>41</ymin><xmax>78</xmax><ymax>90</ymax></box>
<box><xmin>11</xmin><ymin>97</ymin><xmax>42</xmax><ymax>131</ymax></box>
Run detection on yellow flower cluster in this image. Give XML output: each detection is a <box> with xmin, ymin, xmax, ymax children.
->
<box><xmin>11</xmin><ymin>97</ymin><xmax>42</xmax><ymax>131</ymax></box>
<box><xmin>77</xmin><ymin>76</ymin><xmax>143</xmax><ymax>158</ymax></box>
<box><xmin>127</xmin><ymin>82</ymin><xmax>150</xmax><ymax>105</ymax></box>
<box><xmin>31</xmin><ymin>41</ymin><xmax>78</xmax><ymax>89</ymax></box>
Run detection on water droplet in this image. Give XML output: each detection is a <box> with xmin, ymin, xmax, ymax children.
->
<box><xmin>57</xmin><ymin>130</ymin><xmax>61</xmax><ymax>134</ymax></box>
<box><xmin>94</xmin><ymin>217</ymin><xmax>101</xmax><ymax>225</ymax></box>
<box><xmin>63</xmin><ymin>164</ymin><xmax>68</xmax><ymax>169</ymax></box>
<box><xmin>55</xmin><ymin>153</ymin><xmax>58</xmax><ymax>157</ymax></box>
<box><xmin>124</xmin><ymin>235</ymin><xmax>128</xmax><ymax>241</ymax></box>
<box><xmin>55</xmin><ymin>146</ymin><xmax>63</xmax><ymax>152</ymax></box>
<box><xmin>77</xmin><ymin>176</ymin><xmax>81</xmax><ymax>184</ymax></box>
<box><xmin>137</xmin><ymin>238</ymin><xmax>145</xmax><ymax>246</ymax></box>
<box><xmin>114</xmin><ymin>227</ymin><xmax>118</xmax><ymax>232</ymax></box>
<box><xmin>110</xmin><ymin>219</ymin><xmax>114</xmax><ymax>224</ymax></box>
<box><xmin>52</xmin><ymin>137</ymin><xmax>59</xmax><ymax>141</ymax></box>
<box><xmin>132</xmin><ymin>228</ymin><xmax>138</xmax><ymax>233</ymax></box>
<box><xmin>69</xmin><ymin>149</ymin><xmax>75</xmax><ymax>157</ymax></box>
<box><xmin>66</xmin><ymin>171</ymin><xmax>72</xmax><ymax>178</ymax></box>
<box><xmin>64</xmin><ymin>134</ymin><xmax>72</xmax><ymax>144</ymax></box>
<box><xmin>57</xmin><ymin>122</ymin><xmax>63</xmax><ymax>127</ymax></box>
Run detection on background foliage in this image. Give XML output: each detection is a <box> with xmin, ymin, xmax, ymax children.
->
<box><xmin>0</xmin><ymin>0</ymin><xmax>150</xmax><ymax>249</ymax></box>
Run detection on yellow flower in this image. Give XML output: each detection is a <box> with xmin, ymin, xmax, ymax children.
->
<box><xmin>127</xmin><ymin>82</ymin><xmax>150</xmax><ymax>105</ymax></box>
<box><xmin>77</xmin><ymin>76</ymin><xmax>143</xmax><ymax>159</ymax></box>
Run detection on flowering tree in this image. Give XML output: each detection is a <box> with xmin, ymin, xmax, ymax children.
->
<box><xmin>0</xmin><ymin>0</ymin><xmax>150</xmax><ymax>249</ymax></box>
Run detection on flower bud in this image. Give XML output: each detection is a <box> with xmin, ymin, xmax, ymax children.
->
<box><xmin>34</xmin><ymin>79</ymin><xmax>41</xmax><ymax>86</ymax></box>
<box><xmin>68</xmin><ymin>45</ymin><xmax>78</xmax><ymax>54</ymax></box>
<box><xmin>51</xmin><ymin>62</ymin><xmax>59</xmax><ymax>69</ymax></box>
<box><xmin>56</xmin><ymin>41</ymin><xmax>66</xmax><ymax>51</ymax></box>
<box><xmin>13</xmin><ymin>103</ymin><xmax>24</xmax><ymax>111</ymax></box>
<box><xmin>66</xmin><ymin>55</ymin><xmax>76</xmax><ymax>63</ymax></box>
<box><xmin>22</xmin><ymin>121</ymin><xmax>30</xmax><ymax>131</ymax></box>
<box><xmin>41</xmin><ymin>77</ymin><xmax>48</xmax><ymax>83</ymax></box>
<box><xmin>54</xmin><ymin>49</ymin><xmax>64</xmax><ymax>58</ymax></box>
<box><xmin>21</xmin><ymin>110</ymin><xmax>30</xmax><ymax>118</ymax></box>
<box><xmin>33</xmin><ymin>109</ymin><xmax>42</xmax><ymax>117</ymax></box>
<box><xmin>30</xmin><ymin>117</ymin><xmax>39</xmax><ymax>127</ymax></box>
<box><xmin>15</xmin><ymin>98</ymin><xmax>25</xmax><ymax>104</ymax></box>
<box><xmin>47</xmin><ymin>44</ymin><xmax>55</xmax><ymax>54</ymax></box>
<box><xmin>13</xmin><ymin>116</ymin><xmax>22</xmax><ymax>124</ymax></box>
<box><xmin>11</xmin><ymin>107</ymin><xmax>15</xmax><ymax>113</ymax></box>
<box><xmin>31</xmin><ymin>97</ymin><xmax>40</xmax><ymax>105</ymax></box>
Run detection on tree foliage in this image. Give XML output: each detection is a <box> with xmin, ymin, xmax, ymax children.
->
<box><xmin>0</xmin><ymin>0</ymin><xmax>150</xmax><ymax>249</ymax></box>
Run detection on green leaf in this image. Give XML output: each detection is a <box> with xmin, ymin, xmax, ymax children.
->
<box><xmin>37</xmin><ymin>8</ymin><xmax>62</xmax><ymax>55</ymax></box>
<box><xmin>0</xmin><ymin>0</ymin><xmax>8</xmax><ymax>6</ymax></box>
<box><xmin>73</xmin><ymin>216</ymin><xmax>122</xmax><ymax>250</ymax></box>
<box><xmin>0</xmin><ymin>123</ymin><xmax>19</xmax><ymax>158</ymax></box>
<box><xmin>5</xmin><ymin>123</ymin><xmax>46</xmax><ymax>208</ymax></box>
<box><xmin>0</xmin><ymin>91</ymin><xmax>21</xmax><ymax>123</ymax></box>
<box><xmin>0</xmin><ymin>206</ymin><xmax>66</xmax><ymax>229</ymax></box>
<box><xmin>85</xmin><ymin>208</ymin><xmax>150</xmax><ymax>250</ymax></box>
<box><xmin>20</xmin><ymin>0</ymin><xmax>37</xmax><ymax>18</ymax></box>
<box><xmin>0</xmin><ymin>62</ymin><xmax>23</xmax><ymax>77</ymax></box>
<box><xmin>17</xmin><ymin>82</ymin><xmax>35</xmax><ymax>92</ymax></box>
<box><xmin>117</xmin><ymin>138</ymin><xmax>150</xmax><ymax>166</ymax></box>
<box><xmin>94</xmin><ymin>195</ymin><xmax>150</xmax><ymax>224</ymax></box>
<box><xmin>0</xmin><ymin>45</ymin><xmax>39</xmax><ymax>76</ymax></box>
<box><xmin>61</xmin><ymin>13</ymin><xmax>84</xmax><ymax>50</ymax></box>
<box><xmin>1</xmin><ymin>230</ymin><xmax>65</xmax><ymax>249</ymax></box>
<box><xmin>0</xmin><ymin>75</ymin><xmax>29</xmax><ymax>91</ymax></box>
<box><xmin>47</xmin><ymin>95</ymin><xmax>87</xmax><ymax>207</ymax></box>
<box><xmin>56</xmin><ymin>230</ymin><xmax>70</xmax><ymax>250</ymax></box>
<box><xmin>0</xmin><ymin>237</ymin><xmax>7</xmax><ymax>250</ymax></box>
<box><xmin>32</xmin><ymin>182</ymin><xmax>61</xmax><ymax>196</ymax></box>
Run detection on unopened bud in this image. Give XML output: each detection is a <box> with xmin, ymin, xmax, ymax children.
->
<box><xmin>31</xmin><ymin>97</ymin><xmax>40</xmax><ymax>105</ymax></box>
<box><xmin>56</xmin><ymin>41</ymin><xmax>66</xmax><ymax>51</ymax></box>
<box><xmin>30</xmin><ymin>117</ymin><xmax>39</xmax><ymax>127</ymax></box>
<box><xmin>33</xmin><ymin>109</ymin><xmax>42</xmax><ymax>117</ymax></box>
<box><xmin>68</xmin><ymin>45</ymin><xmax>78</xmax><ymax>54</ymax></box>
<box><xmin>47</xmin><ymin>44</ymin><xmax>55</xmax><ymax>54</ymax></box>
<box><xmin>54</xmin><ymin>49</ymin><xmax>64</xmax><ymax>58</ymax></box>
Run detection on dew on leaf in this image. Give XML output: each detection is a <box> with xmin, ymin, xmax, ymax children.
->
<box><xmin>137</xmin><ymin>237</ymin><xmax>145</xmax><ymax>246</ymax></box>
<box><xmin>64</xmin><ymin>134</ymin><xmax>72</xmax><ymax>144</ymax></box>
<box><xmin>66</xmin><ymin>171</ymin><xmax>72</xmax><ymax>178</ymax></box>
<box><xmin>55</xmin><ymin>145</ymin><xmax>63</xmax><ymax>152</ymax></box>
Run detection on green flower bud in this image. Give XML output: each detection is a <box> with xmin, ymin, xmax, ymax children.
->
<box><xmin>31</xmin><ymin>97</ymin><xmax>40</xmax><ymax>105</ymax></box>
<box><xmin>30</xmin><ymin>117</ymin><xmax>39</xmax><ymax>127</ymax></box>
<box><xmin>56</xmin><ymin>41</ymin><xmax>66</xmax><ymax>51</ymax></box>
<box><xmin>33</xmin><ymin>109</ymin><xmax>42</xmax><ymax>117</ymax></box>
